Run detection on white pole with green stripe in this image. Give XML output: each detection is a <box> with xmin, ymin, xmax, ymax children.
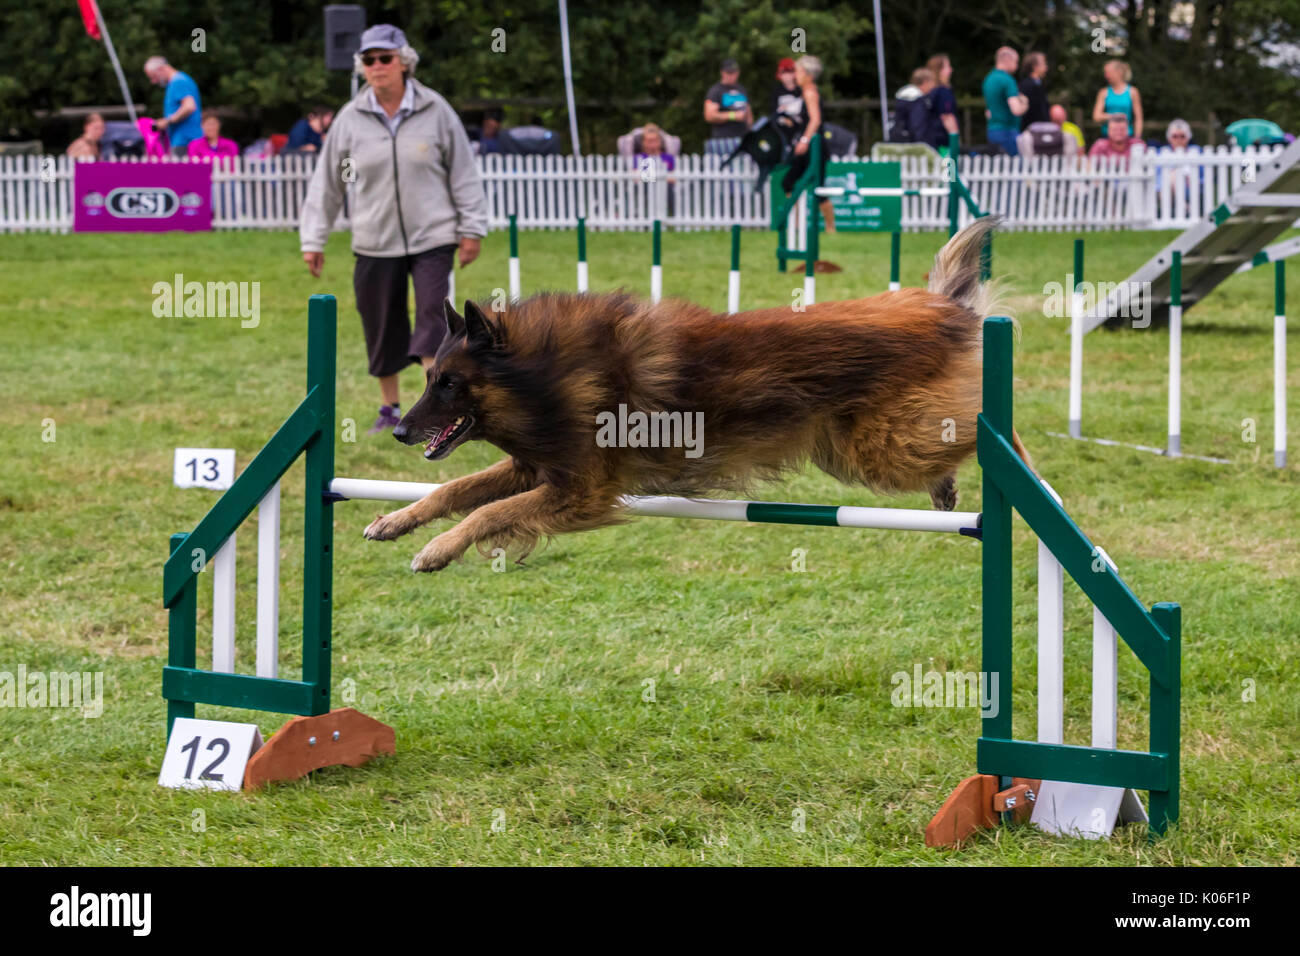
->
<box><xmin>727</xmin><ymin>225</ymin><xmax>741</xmax><ymax>314</ymax></box>
<box><xmin>577</xmin><ymin>216</ymin><xmax>588</xmax><ymax>293</ymax></box>
<box><xmin>651</xmin><ymin>219</ymin><xmax>662</xmax><ymax>304</ymax></box>
<box><xmin>508</xmin><ymin>213</ymin><xmax>521</xmax><ymax>303</ymax></box>
<box><xmin>329</xmin><ymin>477</ymin><xmax>982</xmax><ymax>535</ymax></box>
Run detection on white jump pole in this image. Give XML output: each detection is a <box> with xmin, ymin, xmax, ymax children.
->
<box><xmin>1037</xmin><ymin>481</ymin><xmax>1065</xmax><ymax>745</ymax></box>
<box><xmin>447</xmin><ymin>266</ymin><xmax>455</xmax><ymax>309</ymax></box>
<box><xmin>329</xmin><ymin>477</ymin><xmax>982</xmax><ymax>535</ymax></box>
<box><xmin>212</xmin><ymin>535</ymin><xmax>236</xmax><ymax>673</ymax></box>
<box><xmin>727</xmin><ymin>224</ymin><xmax>741</xmax><ymax>314</ymax></box>
<box><xmin>1276</xmin><ymin>261</ymin><xmax>1287</xmax><ymax>468</ymax></box>
<box><xmin>1168</xmin><ymin>252</ymin><xmax>1182</xmax><ymax>457</ymax></box>
<box><xmin>508</xmin><ymin>213</ymin><xmax>520</xmax><ymax>302</ymax></box>
<box><xmin>1069</xmin><ymin>238</ymin><xmax>1084</xmax><ymax>439</ymax></box>
<box><xmin>255</xmin><ymin>481</ymin><xmax>280</xmax><ymax>679</ymax></box>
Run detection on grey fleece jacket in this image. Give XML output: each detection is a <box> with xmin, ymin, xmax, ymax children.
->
<box><xmin>299</xmin><ymin>78</ymin><xmax>488</xmax><ymax>257</ymax></box>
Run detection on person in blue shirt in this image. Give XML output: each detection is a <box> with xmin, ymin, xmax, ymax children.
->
<box><xmin>144</xmin><ymin>56</ymin><xmax>203</xmax><ymax>155</ymax></box>
<box><xmin>286</xmin><ymin>107</ymin><xmax>335</xmax><ymax>154</ymax></box>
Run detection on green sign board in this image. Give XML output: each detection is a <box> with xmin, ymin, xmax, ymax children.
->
<box><xmin>770</xmin><ymin>161</ymin><xmax>902</xmax><ymax>233</ymax></box>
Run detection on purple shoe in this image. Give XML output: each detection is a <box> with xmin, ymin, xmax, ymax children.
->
<box><xmin>368</xmin><ymin>404</ymin><xmax>402</xmax><ymax>435</ymax></box>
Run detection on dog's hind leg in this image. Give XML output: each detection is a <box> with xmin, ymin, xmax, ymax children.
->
<box><xmin>364</xmin><ymin>458</ymin><xmax>537</xmax><ymax>541</ymax></box>
<box><xmin>409</xmin><ymin>484</ymin><xmax>623</xmax><ymax>572</ymax></box>
<box><xmin>928</xmin><ymin>473</ymin><xmax>958</xmax><ymax>512</ymax></box>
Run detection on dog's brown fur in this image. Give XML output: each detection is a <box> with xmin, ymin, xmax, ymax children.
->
<box><xmin>365</xmin><ymin>217</ymin><xmax>1029</xmax><ymax>571</ymax></box>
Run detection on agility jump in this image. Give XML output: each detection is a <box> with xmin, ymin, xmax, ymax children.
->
<box><xmin>163</xmin><ymin>294</ymin><xmax>1180</xmax><ymax>845</ymax></box>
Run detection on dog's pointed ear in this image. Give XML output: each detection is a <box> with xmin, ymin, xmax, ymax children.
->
<box><xmin>463</xmin><ymin>299</ymin><xmax>506</xmax><ymax>349</ymax></box>
<box><xmin>443</xmin><ymin>299</ymin><xmax>466</xmax><ymax>338</ymax></box>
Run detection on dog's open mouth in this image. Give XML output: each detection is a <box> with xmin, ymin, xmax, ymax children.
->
<box><xmin>424</xmin><ymin>415</ymin><xmax>473</xmax><ymax>459</ymax></box>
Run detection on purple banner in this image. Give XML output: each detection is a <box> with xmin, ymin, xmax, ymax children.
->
<box><xmin>74</xmin><ymin>162</ymin><xmax>212</xmax><ymax>232</ymax></box>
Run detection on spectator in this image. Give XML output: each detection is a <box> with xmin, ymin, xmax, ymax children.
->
<box><xmin>893</xmin><ymin>68</ymin><xmax>940</xmax><ymax>146</ymax></box>
<box><xmin>982</xmin><ymin>47</ymin><xmax>1028</xmax><ymax>156</ymax></box>
<box><xmin>1050</xmin><ymin>104</ymin><xmax>1085</xmax><ymax>151</ymax></box>
<box><xmin>143</xmin><ymin>55</ymin><xmax>203</xmax><ymax>156</ymax></box>
<box><xmin>635</xmin><ymin>122</ymin><xmax>676</xmax><ymax>174</ymax></box>
<box><xmin>772</xmin><ymin>58</ymin><xmax>801</xmax><ymax>126</ymax></box>
<box><xmin>781</xmin><ymin>55</ymin><xmax>833</xmax><ymax>231</ymax></box>
<box><xmin>1155</xmin><ymin>118</ymin><xmax>1203</xmax><ymax>198</ymax></box>
<box><xmin>1088</xmin><ymin>113</ymin><xmax>1145</xmax><ymax>162</ymax></box>
<box><xmin>1092</xmin><ymin>59</ymin><xmax>1143</xmax><ymax>139</ymax></box>
<box><xmin>187</xmin><ymin>111</ymin><xmax>240</xmax><ymax>163</ymax></box>
<box><xmin>704</xmin><ymin>58</ymin><xmax>753</xmax><ymax>159</ymax></box>
<box><xmin>298</xmin><ymin>24</ymin><xmax>488</xmax><ymax>436</ymax></box>
<box><xmin>925</xmin><ymin>53</ymin><xmax>960</xmax><ymax>152</ymax></box>
<box><xmin>66</xmin><ymin>112</ymin><xmax>105</xmax><ymax>160</ymax></box>
<box><xmin>1018</xmin><ymin>52</ymin><xmax>1051</xmax><ymax>129</ymax></box>
<box><xmin>286</xmin><ymin>106</ymin><xmax>334</xmax><ymax>153</ymax></box>
<box><xmin>478</xmin><ymin>107</ymin><xmax>504</xmax><ymax>155</ymax></box>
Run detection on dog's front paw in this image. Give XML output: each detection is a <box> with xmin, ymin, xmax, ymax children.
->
<box><xmin>364</xmin><ymin>508</ymin><xmax>420</xmax><ymax>541</ymax></box>
<box><xmin>410</xmin><ymin>533</ymin><xmax>464</xmax><ymax>573</ymax></box>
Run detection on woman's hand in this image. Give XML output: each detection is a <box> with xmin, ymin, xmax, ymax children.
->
<box><xmin>303</xmin><ymin>252</ymin><xmax>323</xmax><ymax>277</ymax></box>
<box><xmin>458</xmin><ymin>237</ymin><xmax>481</xmax><ymax>268</ymax></box>
<box><xmin>794</xmin><ymin>138</ymin><xmax>809</xmax><ymax>156</ymax></box>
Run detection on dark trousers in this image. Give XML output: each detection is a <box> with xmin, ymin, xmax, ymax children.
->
<box><xmin>353</xmin><ymin>245</ymin><xmax>457</xmax><ymax>377</ymax></box>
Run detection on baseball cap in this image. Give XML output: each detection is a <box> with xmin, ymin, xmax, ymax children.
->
<box><xmin>720</xmin><ymin>58</ymin><xmax>739</xmax><ymax>73</ymax></box>
<box><xmin>359</xmin><ymin>24</ymin><xmax>408</xmax><ymax>52</ymax></box>
<box><xmin>776</xmin><ymin>57</ymin><xmax>795</xmax><ymax>74</ymax></box>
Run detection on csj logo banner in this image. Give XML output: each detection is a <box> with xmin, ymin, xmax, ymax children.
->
<box><xmin>74</xmin><ymin>162</ymin><xmax>212</xmax><ymax>232</ymax></box>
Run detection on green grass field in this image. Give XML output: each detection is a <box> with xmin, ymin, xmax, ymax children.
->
<box><xmin>1</xmin><ymin>224</ymin><xmax>1296</xmax><ymax>865</ymax></box>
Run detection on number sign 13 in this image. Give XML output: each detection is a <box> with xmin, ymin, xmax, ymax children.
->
<box><xmin>174</xmin><ymin>448</ymin><xmax>236</xmax><ymax>490</ymax></box>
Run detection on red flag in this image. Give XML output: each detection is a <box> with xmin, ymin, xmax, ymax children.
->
<box><xmin>78</xmin><ymin>0</ymin><xmax>102</xmax><ymax>41</ymax></box>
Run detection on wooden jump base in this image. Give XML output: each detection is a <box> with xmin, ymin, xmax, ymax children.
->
<box><xmin>163</xmin><ymin>296</ymin><xmax>1180</xmax><ymax>846</ymax></box>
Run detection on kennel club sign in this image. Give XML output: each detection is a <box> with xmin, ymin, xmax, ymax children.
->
<box><xmin>74</xmin><ymin>162</ymin><xmax>212</xmax><ymax>232</ymax></box>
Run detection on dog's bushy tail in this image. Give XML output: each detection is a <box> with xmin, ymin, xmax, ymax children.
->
<box><xmin>927</xmin><ymin>215</ymin><xmax>1005</xmax><ymax>323</ymax></box>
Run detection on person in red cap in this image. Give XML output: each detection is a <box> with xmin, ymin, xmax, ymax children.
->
<box><xmin>771</xmin><ymin>58</ymin><xmax>802</xmax><ymax>128</ymax></box>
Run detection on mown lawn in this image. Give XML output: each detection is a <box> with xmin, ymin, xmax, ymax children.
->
<box><xmin>0</xmin><ymin>223</ymin><xmax>1296</xmax><ymax>865</ymax></box>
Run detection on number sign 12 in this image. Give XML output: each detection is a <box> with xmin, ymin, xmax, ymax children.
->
<box><xmin>174</xmin><ymin>448</ymin><xmax>236</xmax><ymax>490</ymax></box>
<box><xmin>158</xmin><ymin>718</ymin><xmax>264</xmax><ymax>791</ymax></box>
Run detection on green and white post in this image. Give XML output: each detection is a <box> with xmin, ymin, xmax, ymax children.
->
<box><xmin>1276</xmin><ymin>261</ymin><xmax>1287</xmax><ymax>468</ymax></box>
<box><xmin>889</xmin><ymin>231</ymin><xmax>901</xmax><ymax>291</ymax></box>
<box><xmin>1069</xmin><ymin>238</ymin><xmax>1085</xmax><ymax>439</ymax></box>
<box><xmin>1167</xmin><ymin>251</ymin><xmax>1183</xmax><ymax>457</ymax></box>
<box><xmin>651</xmin><ymin>219</ymin><xmax>662</xmax><ymax>304</ymax></box>
<box><xmin>508</xmin><ymin>213</ymin><xmax>521</xmax><ymax>302</ymax></box>
<box><xmin>576</xmin><ymin>216</ymin><xmax>588</xmax><ymax>293</ymax></box>
<box><xmin>727</xmin><ymin>224</ymin><xmax>741</xmax><ymax>314</ymax></box>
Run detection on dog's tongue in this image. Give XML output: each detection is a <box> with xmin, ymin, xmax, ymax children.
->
<box><xmin>426</xmin><ymin>421</ymin><xmax>457</xmax><ymax>451</ymax></box>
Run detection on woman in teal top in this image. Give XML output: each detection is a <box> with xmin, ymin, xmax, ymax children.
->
<box><xmin>1092</xmin><ymin>59</ymin><xmax>1143</xmax><ymax>139</ymax></box>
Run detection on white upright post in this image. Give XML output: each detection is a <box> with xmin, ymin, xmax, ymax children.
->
<box><xmin>577</xmin><ymin>260</ymin><xmax>589</xmax><ymax>293</ymax></box>
<box><xmin>1090</xmin><ymin>546</ymin><xmax>1119</xmax><ymax>750</ymax></box>
<box><xmin>650</xmin><ymin>265</ymin><xmax>662</xmax><ymax>304</ymax></box>
<box><xmin>1069</xmin><ymin>240</ymin><xmax>1084</xmax><ymax>439</ymax></box>
<box><xmin>727</xmin><ymin>270</ymin><xmax>741</xmax><ymax>314</ymax></box>
<box><xmin>447</xmin><ymin>267</ymin><xmax>455</xmax><ymax>309</ymax></box>
<box><xmin>255</xmin><ymin>481</ymin><xmax>280</xmax><ymax>679</ymax></box>
<box><xmin>1168</xmin><ymin>251</ymin><xmax>1183</xmax><ymax>457</ymax></box>
<box><xmin>508</xmin><ymin>257</ymin><xmax>521</xmax><ymax>303</ymax></box>
<box><xmin>1275</xmin><ymin>261</ymin><xmax>1287</xmax><ymax>468</ymax></box>
<box><xmin>212</xmin><ymin>535</ymin><xmax>236</xmax><ymax>673</ymax></box>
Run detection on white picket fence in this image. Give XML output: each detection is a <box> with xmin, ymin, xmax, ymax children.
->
<box><xmin>0</xmin><ymin>144</ymin><xmax>1286</xmax><ymax>234</ymax></box>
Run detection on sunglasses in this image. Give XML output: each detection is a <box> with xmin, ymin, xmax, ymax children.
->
<box><xmin>361</xmin><ymin>53</ymin><xmax>396</xmax><ymax>66</ymax></box>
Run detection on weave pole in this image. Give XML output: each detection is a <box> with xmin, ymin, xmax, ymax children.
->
<box><xmin>508</xmin><ymin>214</ymin><xmax>520</xmax><ymax>302</ymax></box>
<box><xmin>1167</xmin><ymin>251</ymin><xmax>1183</xmax><ymax>457</ymax></box>
<box><xmin>1276</xmin><ymin>261</ymin><xmax>1288</xmax><ymax>468</ymax></box>
<box><xmin>650</xmin><ymin>219</ymin><xmax>662</xmax><ymax>304</ymax></box>
<box><xmin>576</xmin><ymin>216</ymin><xmax>588</xmax><ymax>293</ymax></box>
<box><xmin>727</xmin><ymin>225</ymin><xmax>741</xmax><ymax>314</ymax></box>
<box><xmin>1069</xmin><ymin>239</ymin><xmax>1085</xmax><ymax>439</ymax></box>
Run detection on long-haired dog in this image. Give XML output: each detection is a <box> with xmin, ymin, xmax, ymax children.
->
<box><xmin>364</xmin><ymin>217</ymin><xmax>1029</xmax><ymax>571</ymax></box>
